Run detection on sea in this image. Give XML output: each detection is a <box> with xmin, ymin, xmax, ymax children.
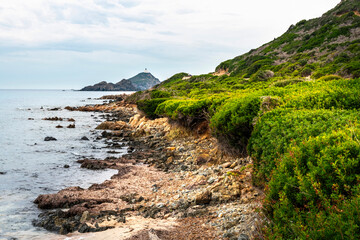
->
<box><xmin>0</xmin><ymin>90</ymin><xmax>132</xmax><ymax>240</ymax></box>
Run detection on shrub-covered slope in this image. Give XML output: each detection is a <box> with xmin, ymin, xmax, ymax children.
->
<box><xmin>216</xmin><ymin>0</ymin><xmax>360</xmax><ymax>79</ymax></box>
<box><xmin>127</xmin><ymin>0</ymin><xmax>360</xmax><ymax>238</ymax></box>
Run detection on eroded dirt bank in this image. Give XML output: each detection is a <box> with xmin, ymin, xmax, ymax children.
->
<box><xmin>33</xmin><ymin>97</ymin><xmax>263</xmax><ymax>240</ymax></box>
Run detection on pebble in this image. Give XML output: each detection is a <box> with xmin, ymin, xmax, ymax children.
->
<box><xmin>207</xmin><ymin>177</ymin><xmax>216</xmax><ymax>184</ymax></box>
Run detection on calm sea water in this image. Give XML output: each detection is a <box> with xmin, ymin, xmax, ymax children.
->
<box><xmin>0</xmin><ymin>90</ymin><xmax>131</xmax><ymax>240</ymax></box>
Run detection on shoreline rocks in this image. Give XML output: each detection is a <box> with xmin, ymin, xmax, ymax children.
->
<box><xmin>33</xmin><ymin>99</ymin><xmax>263</xmax><ymax>239</ymax></box>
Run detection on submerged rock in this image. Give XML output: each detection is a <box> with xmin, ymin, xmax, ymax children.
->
<box><xmin>80</xmin><ymin>136</ymin><xmax>89</xmax><ymax>141</ymax></box>
<box><xmin>44</xmin><ymin>136</ymin><xmax>57</xmax><ymax>141</ymax></box>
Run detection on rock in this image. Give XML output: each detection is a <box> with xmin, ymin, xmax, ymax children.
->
<box><xmin>195</xmin><ymin>190</ymin><xmax>212</xmax><ymax>205</ymax></box>
<box><xmin>67</xmin><ymin>118</ymin><xmax>75</xmax><ymax>122</ymax></box>
<box><xmin>230</xmin><ymin>162</ymin><xmax>237</xmax><ymax>168</ymax></box>
<box><xmin>67</xmin><ymin>124</ymin><xmax>75</xmax><ymax>128</ymax></box>
<box><xmin>79</xmin><ymin>159</ymin><xmax>106</xmax><ymax>170</ymax></box>
<box><xmin>78</xmin><ymin>223</ymin><xmax>90</xmax><ymax>233</ymax></box>
<box><xmin>95</xmin><ymin>121</ymin><xmax>128</xmax><ymax>130</ymax></box>
<box><xmin>44</xmin><ymin>136</ymin><xmax>57</xmax><ymax>141</ymax></box>
<box><xmin>222</xmin><ymin>162</ymin><xmax>232</xmax><ymax>168</ymax></box>
<box><xmin>207</xmin><ymin>177</ymin><xmax>216</xmax><ymax>184</ymax></box>
<box><xmin>152</xmin><ymin>184</ymin><xmax>159</xmax><ymax>193</ymax></box>
<box><xmin>81</xmin><ymin>136</ymin><xmax>89</xmax><ymax>141</ymax></box>
<box><xmin>43</xmin><ymin>117</ymin><xmax>63</xmax><ymax>121</ymax></box>
<box><xmin>238</xmin><ymin>234</ymin><xmax>250</xmax><ymax>240</ymax></box>
<box><xmin>195</xmin><ymin>154</ymin><xmax>210</xmax><ymax>166</ymax></box>
<box><xmin>63</xmin><ymin>165</ymin><xmax>70</xmax><ymax>168</ymax></box>
<box><xmin>0</xmin><ymin>171</ymin><xmax>6</xmax><ymax>175</ymax></box>
<box><xmin>80</xmin><ymin>211</ymin><xmax>89</xmax><ymax>223</ymax></box>
<box><xmin>178</xmin><ymin>147</ymin><xmax>185</xmax><ymax>152</ymax></box>
<box><xmin>148</xmin><ymin>228</ymin><xmax>162</xmax><ymax>240</ymax></box>
<box><xmin>56</xmin><ymin>125</ymin><xmax>63</xmax><ymax>128</ymax></box>
<box><xmin>28</xmin><ymin>118</ymin><xmax>34</xmax><ymax>120</ymax></box>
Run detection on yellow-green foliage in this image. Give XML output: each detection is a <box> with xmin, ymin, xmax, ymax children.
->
<box><xmin>146</xmin><ymin>76</ymin><xmax>360</xmax><ymax>238</ymax></box>
<box><xmin>263</xmin><ymin>121</ymin><xmax>360</xmax><ymax>239</ymax></box>
<box><xmin>131</xmin><ymin>1</ymin><xmax>360</xmax><ymax>237</ymax></box>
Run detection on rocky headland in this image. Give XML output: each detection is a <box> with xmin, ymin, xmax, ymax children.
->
<box><xmin>33</xmin><ymin>95</ymin><xmax>263</xmax><ymax>240</ymax></box>
<box><xmin>81</xmin><ymin>72</ymin><xmax>160</xmax><ymax>91</ymax></box>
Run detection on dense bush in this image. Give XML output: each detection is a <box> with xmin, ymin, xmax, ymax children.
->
<box><xmin>155</xmin><ymin>98</ymin><xmax>214</xmax><ymax>127</ymax></box>
<box><xmin>263</xmin><ymin>117</ymin><xmax>360</xmax><ymax>239</ymax></box>
<box><xmin>137</xmin><ymin>98</ymin><xmax>169</xmax><ymax>119</ymax></box>
<box><xmin>210</xmin><ymin>95</ymin><xmax>262</xmax><ymax>152</ymax></box>
<box><xmin>150</xmin><ymin>90</ymin><xmax>172</xmax><ymax>99</ymax></box>
<box><xmin>128</xmin><ymin>1</ymin><xmax>360</xmax><ymax>238</ymax></box>
<box><xmin>248</xmin><ymin>109</ymin><xmax>359</xmax><ymax>183</ymax></box>
<box><xmin>270</xmin><ymin>79</ymin><xmax>304</xmax><ymax>87</ymax></box>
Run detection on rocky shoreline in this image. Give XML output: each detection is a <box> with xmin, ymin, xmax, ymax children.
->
<box><xmin>33</xmin><ymin>96</ymin><xmax>264</xmax><ymax>240</ymax></box>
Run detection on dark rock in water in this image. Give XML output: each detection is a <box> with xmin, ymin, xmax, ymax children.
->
<box><xmin>81</xmin><ymin>136</ymin><xmax>89</xmax><ymax>141</ymax></box>
<box><xmin>56</xmin><ymin>125</ymin><xmax>63</xmax><ymax>128</ymax></box>
<box><xmin>67</xmin><ymin>124</ymin><xmax>75</xmax><ymax>128</ymax></box>
<box><xmin>64</xmin><ymin>164</ymin><xmax>70</xmax><ymax>168</ymax></box>
<box><xmin>78</xmin><ymin>159</ymin><xmax>106</xmax><ymax>170</ymax></box>
<box><xmin>44</xmin><ymin>136</ymin><xmax>57</xmax><ymax>141</ymax></box>
<box><xmin>49</xmin><ymin>107</ymin><xmax>61</xmax><ymax>111</ymax></box>
<box><xmin>0</xmin><ymin>171</ymin><xmax>6</xmax><ymax>175</ymax></box>
<box><xmin>28</xmin><ymin>118</ymin><xmax>34</xmax><ymax>120</ymax></box>
<box><xmin>43</xmin><ymin>117</ymin><xmax>63</xmax><ymax>121</ymax></box>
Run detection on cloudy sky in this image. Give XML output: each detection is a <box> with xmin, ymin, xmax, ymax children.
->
<box><xmin>0</xmin><ymin>0</ymin><xmax>340</xmax><ymax>89</ymax></box>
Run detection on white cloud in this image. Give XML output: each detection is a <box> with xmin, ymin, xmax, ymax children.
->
<box><xmin>0</xmin><ymin>0</ymin><xmax>341</xmax><ymax>88</ymax></box>
<box><xmin>0</xmin><ymin>0</ymin><xmax>341</xmax><ymax>47</ymax></box>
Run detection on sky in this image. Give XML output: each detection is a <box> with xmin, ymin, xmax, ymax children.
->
<box><xmin>0</xmin><ymin>0</ymin><xmax>341</xmax><ymax>89</ymax></box>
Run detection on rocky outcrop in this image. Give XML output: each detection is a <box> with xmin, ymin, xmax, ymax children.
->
<box><xmin>34</xmin><ymin>100</ymin><xmax>263</xmax><ymax>239</ymax></box>
<box><xmin>81</xmin><ymin>80</ymin><xmax>139</xmax><ymax>91</ymax></box>
<box><xmin>81</xmin><ymin>72</ymin><xmax>160</xmax><ymax>91</ymax></box>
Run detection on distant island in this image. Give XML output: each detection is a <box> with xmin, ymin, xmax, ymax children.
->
<box><xmin>81</xmin><ymin>70</ymin><xmax>160</xmax><ymax>91</ymax></box>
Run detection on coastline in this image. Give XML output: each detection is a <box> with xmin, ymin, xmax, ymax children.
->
<box><xmin>33</xmin><ymin>95</ymin><xmax>263</xmax><ymax>239</ymax></box>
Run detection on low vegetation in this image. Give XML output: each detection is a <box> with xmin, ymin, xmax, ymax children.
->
<box><xmin>126</xmin><ymin>0</ymin><xmax>360</xmax><ymax>238</ymax></box>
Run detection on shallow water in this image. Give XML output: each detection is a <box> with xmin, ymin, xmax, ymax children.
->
<box><xmin>0</xmin><ymin>90</ymin><xmax>130</xmax><ymax>240</ymax></box>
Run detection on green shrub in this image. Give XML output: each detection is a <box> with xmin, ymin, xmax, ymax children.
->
<box><xmin>264</xmin><ymin>122</ymin><xmax>360</xmax><ymax>239</ymax></box>
<box><xmin>150</xmin><ymin>90</ymin><xmax>171</xmax><ymax>99</ymax></box>
<box><xmin>271</xmin><ymin>79</ymin><xmax>305</xmax><ymax>87</ymax></box>
<box><xmin>155</xmin><ymin>98</ymin><xmax>213</xmax><ymax>127</ymax></box>
<box><xmin>252</xmin><ymin>70</ymin><xmax>274</xmax><ymax>82</ymax></box>
<box><xmin>210</xmin><ymin>94</ymin><xmax>262</xmax><ymax>152</ymax></box>
<box><xmin>301</xmin><ymin>67</ymin><xmax>312</xmax><ymax>77</ymax></box>
<box><xmin>137</xmin><ymin>98</ymin><xmax>169</xmax><ymax>119</ymax></box>
<box><xmin>283</xmin><ymin>79</ymin><xmax>360</xmax><ymax>110</ymax></box>
<box><xmin>249</xmin><ymin>109</ymin><xmax>356</xmax><ymax>184</ymax></box>
<box><xmin>317</xmin><ymin>75</ymin><xmax>343</xmax><ymax>81</ymax></box>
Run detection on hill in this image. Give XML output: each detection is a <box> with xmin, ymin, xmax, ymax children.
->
<box><xmin>126</xmin><ymin>0</ymin><xmax>360</xmax><ymax>239</ymax></box>
<box><xmin>81</xmin><ymin>71</ymin><xmax>160</xmax><ymax>91</ymax></box>
<box><xmin>216</xmin><ymin>0</ymin><xmax>360</xmax><ymax>79</ymax></box>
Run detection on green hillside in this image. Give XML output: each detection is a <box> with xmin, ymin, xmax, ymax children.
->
<box><xmin>127</xmin><ymin>0</ymin><xmax>360</xmax><ymax>238</ymax></box>
<box><xmin>217</xmin><ymin>0</ymin><xmax>360</xmax><ymax>80</ymax></box>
